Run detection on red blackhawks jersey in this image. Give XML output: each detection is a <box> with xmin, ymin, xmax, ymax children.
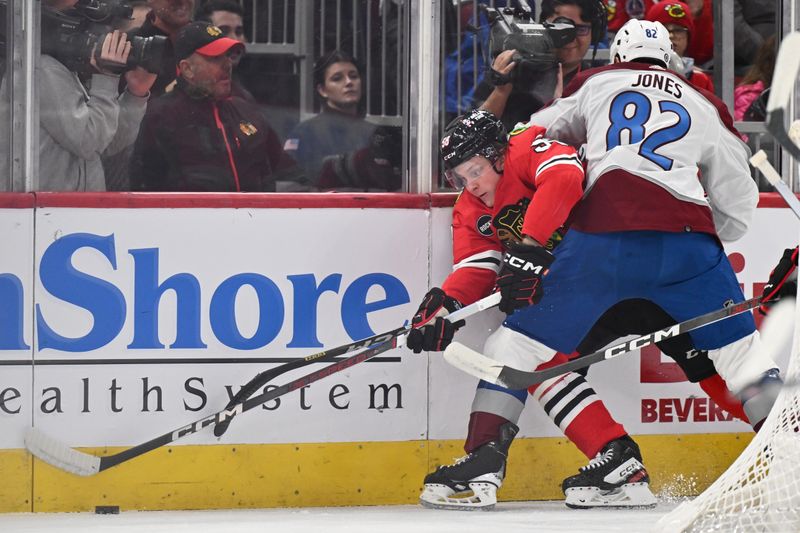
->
<box><xmin>442</xmin><ymin>125</ymin><xmax>584</xmax><ymax>305</ymax></box>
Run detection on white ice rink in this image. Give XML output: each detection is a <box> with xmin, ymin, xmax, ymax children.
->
<box><xmin>0</xmin><ymin>501</ymin><xmax>681</xmax><ymax>533</ymax></box>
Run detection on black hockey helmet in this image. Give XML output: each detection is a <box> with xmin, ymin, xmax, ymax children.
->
<box><xmin>440</xmin><ymin>109</ymin><xmax>507</xmax><ymax>187</ymax></box>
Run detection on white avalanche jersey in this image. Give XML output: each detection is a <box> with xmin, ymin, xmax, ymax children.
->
<box><xmin>530</xmin><ymin>62</ymin><xmax>757</xmax><ymax>242</ymax></box>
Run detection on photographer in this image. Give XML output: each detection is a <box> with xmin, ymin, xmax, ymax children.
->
<box><xmin>477</xmin><ymin>0</ymin><xmax>607</xmax><ymax>129</ymax></box>
<box><xmin>20</xmin><ymin>1</ymin><xmax>156</xmax><ymax>191</ymax></box>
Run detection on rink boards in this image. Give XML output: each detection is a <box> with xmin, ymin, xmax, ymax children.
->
<box><xmin>0</xmin><ymin>192</ymin><xmax>796</xmax><ymax>512</ymax></box>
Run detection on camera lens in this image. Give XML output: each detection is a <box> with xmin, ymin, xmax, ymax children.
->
<box><xmin>127</xmin><ymin>35</ymin><xmax>167</xmax><ymax>74</ymax></box>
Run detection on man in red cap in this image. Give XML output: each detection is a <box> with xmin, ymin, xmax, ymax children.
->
<box><xmin>130</xmin><ymin>21</ymin><xmax>305</xmax><ymax>191</ymax></box>
<box><xmin>172</xmin><ymin>20</ymin><xmax>245</xmax><ymax>99</ymax></box>
<box><xmin>645</xmin><ymin>1</ymin><xmax>714</xmax><ymax>92</ymax></box>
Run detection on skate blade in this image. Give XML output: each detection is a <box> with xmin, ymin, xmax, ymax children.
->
<box><xmin>564</xmin><ymin>482</ymin><xmax>657</xmax><ymax>509</ymax></box>
<box><xmin>419</xmin><ymin>482</ymin><xmax>498</xmax><ymax>511</ymax></box>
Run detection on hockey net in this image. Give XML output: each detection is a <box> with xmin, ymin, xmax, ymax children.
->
<box><xmin>655</xmin><ymin>300</ymin><xmax>800</xmax><ymax>533</ymax></box>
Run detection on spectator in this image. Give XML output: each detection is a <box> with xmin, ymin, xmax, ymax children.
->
<box><xmin>128</xmin><ymin>0</ymin><xmax>196</xmax><ymax>97</ymax></box>
<box><xmin>0</xmin><ymin>1</ymin><xmax>156</xmax><ymax>192</ymax></box>
<box><xmin>195</xmin><ymin>0</ymin><xmax>253</xmax><ymax>100</ymax></box>
<box><xmin>605</xmin><ymin>0</ymin><xmax>712</xmax><ymax>65</ymax></box>
<box><xmin>734</xmin><ymin>35</ymin><xmax>775</xmax><ymax>123</ymax></box>
<box><xmin>605</xmin><ymin>0</ymin><xmax>647</xmax><ymax>36</ymax></box>
<box><xmin>130</xmin><ymin>22</ymin><xmax>304</xmax><ymax>192</ymax></box>
<box><xmin>117</xmin><ymin>1</ymin><xmax>151</xmax><ymax>32</ymax></box>
<box><xmin>283</xmin><ymin>50</ymin><xmax>401</xmax><ymax>191</ymax></box>
<box><xmin>684</xmin><ymin>0</ymin><xmax>713</xmax><ymax>66</ymax></box>
<box><xmin>196</xmin><ymin>0</ymin><xmax>245</xmax><ymax>43</ymax></box>
<box><xmin>733</xmin><ymin>0</ymin><xmax>775</xmax><ymax>75</ymax></box>
<box><xmin>645</xmin><ymin>1</ymin><xmax>713</xmax><ymax>92</ymax></box>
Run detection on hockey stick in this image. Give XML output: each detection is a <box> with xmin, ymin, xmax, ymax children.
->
<box><xmin>24</xmin><ymin>292</ymin><xmax>501</xmax><ymax>477</ymax></box>
<box><xmin>213</xmin><ymin>292</ymin><xmax>500</xmax><ymax>438</ymax></box>
<box><xmin>765</xmin><ymin>32</ymin><xmax>800</xmax><ymax>161</ymax></box>
<box><xmin>213</xmin><ymin>325</ymin><xmax>410</xmax><ymax>437</ymax></box>
<box><xmin>750</xmin><ymin>149</ymin><xmax>800</xmax><ymax>220</ymax></box>
<box><xmin>444</xmin><ymin>295</ymin><xmax>761</xmax><ymax>390</ymax></box>
<box><xmin>753</xmin><ymin>32</ymin><xmax>800</xmax><ymax>218</ymax></box>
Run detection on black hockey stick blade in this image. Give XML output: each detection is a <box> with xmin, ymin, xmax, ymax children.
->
<box><xmin>444</xmin><ymin>295</ymin><xmax>761</xmax><ymax>390</ymax></box>
<box><xmin>765</xmin><ymin>32</ymin><xmax>800</xmax><ymax>161</ymax></box>
<box><xmin>25</xmin><ymin>292</ymin><xmax>501</xmax><ymax>476</ymax></box>
<box><xmin>212</xmin><ymin>324</ymin><xmax>409</xmax><ymax>438</ymax></box>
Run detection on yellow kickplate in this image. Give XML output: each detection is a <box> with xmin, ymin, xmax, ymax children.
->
<box><xmin>0</xmin><ymin>432</ymin><xmax>753</xmax><ymax>513</ymax></box>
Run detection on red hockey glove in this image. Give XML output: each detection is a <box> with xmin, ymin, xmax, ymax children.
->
<box><xmin>495</xmin><ymin>242</ymin><xmax>555</xmax><ymax>314</ymax></box>
<box><xmin>760</xmin><ymin>246</ymin><xmax>798</xmax><ymax>315</ymax></box>
<box><xmin>406</xmin><ymin>288</ymin><xmax>465</xmax><ymax>353</ymax></box>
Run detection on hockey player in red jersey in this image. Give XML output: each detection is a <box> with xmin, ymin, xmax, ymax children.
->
<box><xmin>411</xmin><ymin>109</ymin><xmax>658</xmax><ymax>510</ymax></box>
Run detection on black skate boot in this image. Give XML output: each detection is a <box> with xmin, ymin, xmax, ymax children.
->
<box><xmin>420</xmin><ymin>422</ymin><xmax>518</xmax><ymax>510</ymax></box>
<box><xmin>562</xmin><ymin>436</ymin><xmax>657</xmax><ymax>509</ymax></box>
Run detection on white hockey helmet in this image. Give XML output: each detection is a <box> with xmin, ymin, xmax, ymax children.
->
<box><xmin>666</xmin><ymin>48</ymin><xmax>687</xmax><ymax>75</ymax></box>
<box><xmin>609</xmin><ymin>19</ymin><xmax>672</xmax><ymax>68</ymax></box>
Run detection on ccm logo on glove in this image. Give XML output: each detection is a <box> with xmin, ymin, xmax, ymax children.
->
<box><xmin>495</xmin><ymin>242</ymin><xmax>555</xmax><ymax>314</ymax></box>
<box><xmin>504</xmin><ymin>255</ymin><xmax>547</xmax><ymax>274</ymax></box>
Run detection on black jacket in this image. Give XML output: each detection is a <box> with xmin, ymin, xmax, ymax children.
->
<box><xmin>124</xmin><ymin>13</ymin><xmax>177</xmax><ymax>98</ymax></box>
<box><xmin>130</xmin><ymin>80</ymin><xmax>301</xmax><ymax>192</ymax></box>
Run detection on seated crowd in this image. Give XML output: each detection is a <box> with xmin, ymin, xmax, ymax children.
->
<box><xmin>0</xmin><ymin>0</ymin><xmax>779</xmax><ymax>193</ymax></box>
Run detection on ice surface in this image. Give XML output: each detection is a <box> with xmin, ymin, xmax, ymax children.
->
<box><xmin>0</xmin><ymin>501</ymin><xmax>680</xmax><ymax>533</ymax></box>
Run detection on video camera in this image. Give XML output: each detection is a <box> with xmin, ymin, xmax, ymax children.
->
<box><xmin>41</xmin><ymin>0</ymin><xmax>166</xmax><ymax>75</ymax></box>
<box><xmin>485</xmin><ymin>5</ymin><xmax>577</xmax><ymax>79</ymax></box>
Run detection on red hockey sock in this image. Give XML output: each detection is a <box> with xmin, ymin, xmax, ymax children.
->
<box><xmin>562</xmin><ymin>401</ymin><xmax>628</xmax><ymax>458</ymax></box>
<box><xmin>529</xmin><ymin>351</ymin><xmax>627</xmax><ymax>458</ymax></box>
<box><xmin>699</xmin><ymin>374</ymin><xmax>749</xmax><ymax>423</ymax></box>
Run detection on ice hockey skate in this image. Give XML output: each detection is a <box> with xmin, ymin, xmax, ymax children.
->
<box><xmin>419</xmin><ymin>422</ymin><xmax>518</xmax><ymax>511</ymax></box>
<box><xmin>562</xmin><ymin>437</ymin><xmax>657</xmax><ymax>509</ymax></box>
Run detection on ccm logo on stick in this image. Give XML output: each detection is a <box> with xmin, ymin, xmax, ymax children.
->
<box><xmin>604</xmin><ymin>325</ymin><xmax>681</xmax><ymax>359</ymax></box>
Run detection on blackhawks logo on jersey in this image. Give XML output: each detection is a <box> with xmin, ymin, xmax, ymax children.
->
<box><xmin>493</xmin><ymin>198</ymin><xmax>529</xmax><ymax>245</ymax></box>
<box><xmin>493</xmin><ymin>197</ymin><xmax>565</xmax><ymax>251</ymax></box>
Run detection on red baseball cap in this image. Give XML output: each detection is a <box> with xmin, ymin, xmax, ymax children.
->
<box><xmin>174</xmin><ymin>21</ymin><xmax>245</xmax><ymax>63</ymax></box>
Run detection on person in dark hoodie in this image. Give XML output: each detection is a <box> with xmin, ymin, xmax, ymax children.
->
<box><xmin>283</xmin><ymin>50</ymin><xmax>401</xmax><ymax>191</ymax></box>
<box><xmin>129</xmin><ymin>21</ymin><xmax>305</xmax><ymax>191</ymax></box>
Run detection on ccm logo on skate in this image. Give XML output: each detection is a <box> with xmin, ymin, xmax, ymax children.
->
<box><xmin>604</xmin><ymin>325</ymin><xmax>680</xmax><ymax>359</ymax></box>
<box><xmin>504</xmin><ymin>256</ymin><xmax>544</xmax><ymax>273</ymax></box>
<box><xmin>1</xmin><ymin>233</ymin><xmax>410</xmax><ymax>352</ymax></box>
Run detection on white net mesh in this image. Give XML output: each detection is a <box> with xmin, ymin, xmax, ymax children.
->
<box><xmin>656</xmin><ymin>300</ymin><xmax>800</xmax><ymax>533</ymax></box>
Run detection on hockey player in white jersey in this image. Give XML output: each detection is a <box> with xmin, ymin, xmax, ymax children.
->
<box><xmin>452</xmin><ymin>18</ymin><xmax>783</xmax><ymax>507</ymax></box>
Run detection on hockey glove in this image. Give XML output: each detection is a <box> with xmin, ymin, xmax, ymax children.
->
<box><xmin>495</xmin><ymin>242</ymin><xmax>555</xmax><ymax>314</ymax></box>
<box><xmin>406</xmin><ymin>288</ymin><xmax>465</xmax><ymax>353</ymax></box>
<box><xmin>760</xmin><ymin>246</ymin><xmax>798</xmax><ymax>315</ymax></box>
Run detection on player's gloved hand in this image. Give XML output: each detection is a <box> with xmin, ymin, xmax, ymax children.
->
<box><xmin>495</xmin><ymin>241</ymin><xmax>555</xmax><ymax>314</ymax></box>
<box><xmin>759</xmin><ymin>246</ymin><xmax>798</xmax><ymax>315</ymax></box>
<box><xmin>406</xmin><ymin>288</ymin><xmax>465</xmax><ymax>353</ymax></box>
